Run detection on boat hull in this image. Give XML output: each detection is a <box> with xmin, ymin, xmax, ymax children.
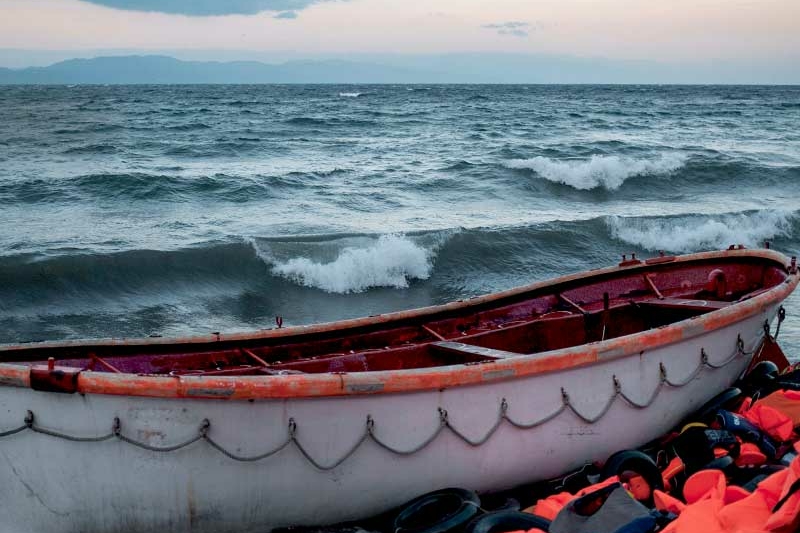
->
<box><xmin>0</xmin><ymin>306</ymin><xmax>777</xmax><ymax>533</ymax></box>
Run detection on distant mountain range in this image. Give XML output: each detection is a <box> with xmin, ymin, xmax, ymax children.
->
<box><xmin>0</xmin><ymin>55</ymin><xmax>424</xmax><ymax>84</ymax></box>
<box><xmin>1</xmin><ymin>54</ymin><xmax>798</xmax><ymax>84</ymax></box>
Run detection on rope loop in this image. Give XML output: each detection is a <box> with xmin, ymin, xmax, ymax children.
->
<box><xmin>288</xmin><ymin>417</ymin><xmax>297</xmax><ymax>437</ymax></box>
<box><xmin>659</xmin><ymin>363</ymin><xmax>667</xmax><ymax>382</ymax></box>
<box><xmin>437</xmin><ymin>407</ymin><xmax>449</xmax><ymax>426</ymax></box>
<box><xmin>500</xmin><ymin>398</ymin><xmax>508</xmax><ymax>415</ymax></box>
<box><xmin>613</xmin><ymin>375</ymin><xmax>622</xmax><ymax>394</ymax></box>
<box><xmin>737</xmin><ymin>335</ymin><xmax>745</xmax><ymax>354</ymax></box>
<box><xmin>112</xmin><ymin>417</ymin><xmax>121</xmax><ymax>436</ymax></box>
<box><xmin>701</xmin><ymin>348</ymin><xmax>709</xmax><ymax>364</ymax></box>
<box><xmin>200</xmin><ymin>419</ymin><xmax>210</xmax><ymax>438</ymax></box>
<box><xmin>24</xmin><ymin>410</ymin><xmax>34</xmax><ymax>428</ymax></box>
<box><xmin>561</xmin><ymin>388</ymin><xmax>570</xmax><ymax>406</ymax></box>
<box><xmin>366</xmin><ymin>415</ymin><xmax>375</xmax><ymax>434</ymax></box>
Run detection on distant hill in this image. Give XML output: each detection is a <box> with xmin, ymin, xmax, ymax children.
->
<box><xmin>0</xmin><ymin>54</ymin><xmax>797</xmax><ymax>84</ymax></box>
<box><xmin>0</xmin><ymin>55</ymin><xmax>429</xmax><ymax>84</ymax></box>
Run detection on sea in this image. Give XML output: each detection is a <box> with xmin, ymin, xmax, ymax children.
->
<box><xmin>0</xmin><ymin>84</ymin><xmax>798</xmax><ymax>358</ymax></box>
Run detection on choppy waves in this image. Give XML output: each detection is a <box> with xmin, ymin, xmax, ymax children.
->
<box><xmin>5</xmin><ymin>208</ymin><xmax>794</xmax><ymax>307</ymax></box>
<box><xmin>2</xmin><ymin>84</ymin><xmax>799</xmax><ymax>347</ymax></box>
<box><xmin>0</xmin><ymin>170</ymin><xmax>344</xmax><ymax>204</ymax></box>
<box><xmin>1</xmin><ymin>207</ymin><xmax>797</xmax><ymax>343</ymax></box>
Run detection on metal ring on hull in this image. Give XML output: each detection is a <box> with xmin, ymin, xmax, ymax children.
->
<box><xmin>0</xmin><ymin>339</ymin><xmax>752</xmax><ymax>469</ymax></box>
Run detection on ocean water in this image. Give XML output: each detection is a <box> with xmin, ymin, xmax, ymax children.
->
<box><xmin>0</xmin><ymin>84</ymin><xmax>799</xmax><ymax>357</ymax></box>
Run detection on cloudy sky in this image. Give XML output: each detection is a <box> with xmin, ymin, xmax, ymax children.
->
<box><xmin>1</xmin><ymin>0</ymin><xmax>798</xmax><ymax>67</ymax></box>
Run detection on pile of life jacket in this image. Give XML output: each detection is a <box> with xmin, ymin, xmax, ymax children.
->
<box><xmin>506</xmin><ymin>361</ymin><xmax>800</xmax><ymax>533</ymax></box>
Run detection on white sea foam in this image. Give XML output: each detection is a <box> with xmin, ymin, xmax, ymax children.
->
<box><xmin>338</xmin><ymin>92</ymin><xmax>362</xmax><ymax>98</ymax></box>
<box><xmin>607</xmin><ymin>211</ymin><xmax>797</xmax><ymax>253</ymax></box>
<box><xmin>505</xmin><ymin>153</ymin><xmax>687</xmax><ymax>190</ymax></box>
<box><xmin>260</xmin><ymin>234</ymin><xmax>437</xmax><ymax>293</ymax></box>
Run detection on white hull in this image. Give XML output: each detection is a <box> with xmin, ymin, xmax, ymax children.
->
<box><xmin>0</xmin><ymin>308</ymin><xmax>775</xmax><ymax>533</ymax></box>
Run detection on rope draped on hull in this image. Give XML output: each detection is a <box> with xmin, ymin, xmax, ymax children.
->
<box><xmin>0</xmin><ymin>337</ymin><xmax>753</xmax><ymax>470</ymax></box>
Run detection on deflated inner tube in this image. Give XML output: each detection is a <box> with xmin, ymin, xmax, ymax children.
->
<box><xmin>465</xmin><ymin>510</ymin><xmax>551</xmax><ymax>533</ymax></box>
<box><xmin>393</xmin><ymin>488</ymin><xmax>481</xmax><ymax>533</ymax></box>
<box><xmin>601</xmin><ymin>450</ymin><xmax>664</xmax><ymax>505</ymax></box>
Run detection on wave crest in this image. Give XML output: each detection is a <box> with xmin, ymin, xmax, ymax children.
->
<box><xmin>505</xmin><ymin>153</ymin><xmax>687</xmax><ymax>190</ymax></box>
<box><xmin>257</xmin><ymin>234</ymin><xmax>438</xmax><ymax>294</ymax></box>
<box><xmin>607</xmin><ymin>210</ymin><xmax>797</xmax><ymax>253</ymax></box>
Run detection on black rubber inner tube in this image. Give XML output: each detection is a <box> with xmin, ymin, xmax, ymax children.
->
<box><xmin>692</xmin><ymin>387</ymin><xmax>743</xmax><ymax>423</ymax></box>
<box><xmin>465</xmin><ymin>510</ymin><xmax>551</xmax><ymax>533</ymax></box>
<box><xmin>393</xmin><ymin>488</ymin><xmax>481</xmax><ymax>533</ymax></box>
<box><xmin>601</xmin><ymin>450</ymin><xmax>664</xmax><ymax>505</ymax></box>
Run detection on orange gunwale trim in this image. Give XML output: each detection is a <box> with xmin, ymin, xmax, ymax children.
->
<box><xmin>0</xmin><ymin>249</ymin><xmax>796</xmax><ymax>400</ymax></box>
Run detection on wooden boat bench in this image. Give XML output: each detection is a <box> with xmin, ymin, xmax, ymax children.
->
<box><xmin>637</xmin><ymin>297</ymin><xmax>732</xmax><ymax>312</ymax></box>
<box><xmin>430</xmin><ymin>341</ymin><xmax>521</xmax><ymax>360</ymax></box>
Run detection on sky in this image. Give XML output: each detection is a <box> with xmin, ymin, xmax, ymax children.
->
<box><xmin>1</xmin><ymin>0</ymin><xmax>799</xmax><ymax>69</ymax></box>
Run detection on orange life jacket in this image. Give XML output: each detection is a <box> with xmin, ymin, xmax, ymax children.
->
<box><xmin>524</xmin><ymin>476</ymin><xmax>620</xmax><ymax>521</ymax></box>
<box><xmin>742</xmin><ymin>403</ymin><xmax>794</xmax><ymax>442</ymax></box>
<box><xmin>757</xmin><ymin>390</ymin><xmax>800</xmax><ymax>428</ymax></box>
<box><xmin>660</xmin><ymin>442</ymin><xmax>800</xmax><ymax>533</ymax></box>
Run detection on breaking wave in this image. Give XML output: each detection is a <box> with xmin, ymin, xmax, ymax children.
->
<box><xmin>505</xmin><ymin>153</ymin><xmax>687</xmax><ymax>190</ymax></box>
<box><xmin>607</xmin><ymin>210</ymin><xmax>798</xmax><ymax>253</ymax></box>
<box><xmin>338</xmin><ymin>92</ymin><xmax>362</xmax><ymax>98</ymax></box>
<box><xmin>256</xmin><ymin>234</ymin><xmax>438</xmax><ymax>293</ymax></box>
